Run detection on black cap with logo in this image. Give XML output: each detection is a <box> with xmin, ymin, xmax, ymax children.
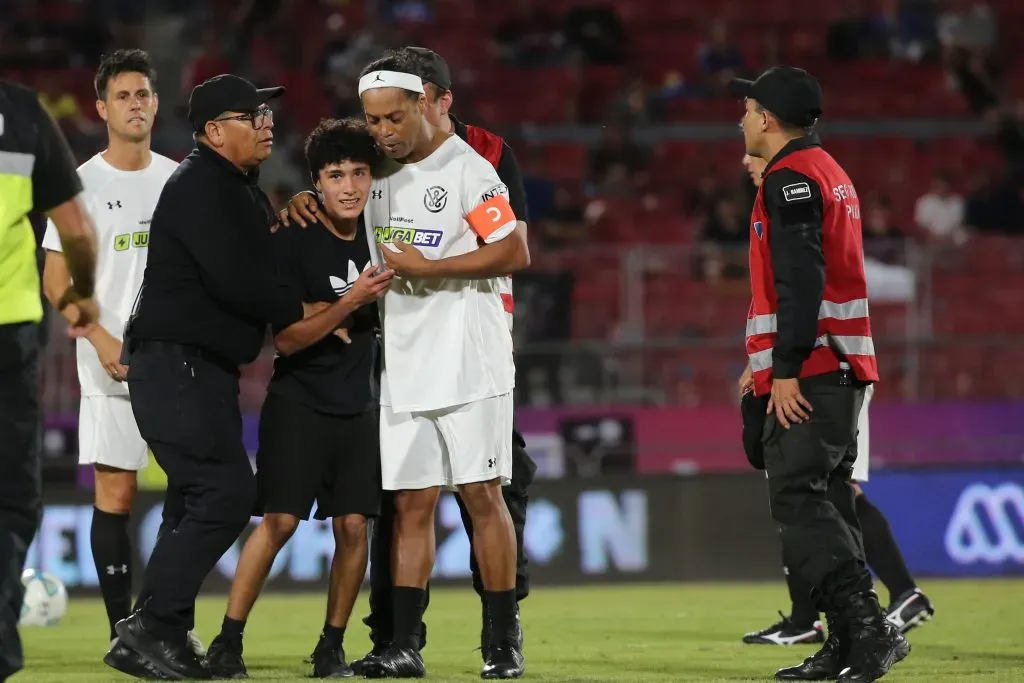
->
<box><xmin>404</xmin><ymin>46</ymin><xmax>453</xmax><ymax>90</ymax></box>
<box><xmin>188</xmin><ymin>74</ymin><xmax>285</xmax><ymax>132</ymax></box>
<box><xmin>728</xmin><ymin>66</ymin><xmax>822</xmax><ymax>128</ymax></box>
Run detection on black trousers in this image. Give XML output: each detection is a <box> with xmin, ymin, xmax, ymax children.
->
<box><xmin>126</xmin><ymin>343</ymin><xmax>255</xmax><ymax>639</ymax></box>
<box><xmin>365</xmin><ymin>432</ymin><xmax>535</xmax><ymax>645</ymax></box>
<box><xmin>763</xmin><ymin>374</ymin><xmax>873</xmax><ymax>609</ymax></box>
<box><xmin>0</xmin><ymin>324</ymin><xmax>42</xmax><ymax>681</ymax></box>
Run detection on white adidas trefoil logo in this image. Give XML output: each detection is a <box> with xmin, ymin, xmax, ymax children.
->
<box><xmin>329</xmin><ymin>260</ymin><xmax>372</xmax><ymax>296</ymax></box>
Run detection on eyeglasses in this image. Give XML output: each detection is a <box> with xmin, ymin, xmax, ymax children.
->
<box><xmin>214</xmin><ymin>105</ymin><xmax>273</xmax><ymax>129</ymax></box>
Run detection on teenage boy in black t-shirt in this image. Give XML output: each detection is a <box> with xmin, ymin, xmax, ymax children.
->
<box><xmin>203</xmin><ymin>118</ymin><xmax>394</xmax><ymax>679</ymax></box>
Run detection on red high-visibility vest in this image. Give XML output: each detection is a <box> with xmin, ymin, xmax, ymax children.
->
<box><xmin>746</xmin><ymin>146</ymin><xmax>879</xmax><ymax>396</ymax></box>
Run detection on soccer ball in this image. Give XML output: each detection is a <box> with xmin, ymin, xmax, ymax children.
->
<box><xmin>19</xmin><ymin>569</ymin><xmax>68</xmax><ymax>627</ymax></box>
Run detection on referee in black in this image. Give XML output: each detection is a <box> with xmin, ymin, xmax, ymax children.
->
<box><xmin>111</xmin><ymin>74</ymin><xmax>304</xmax><ymax>680</ymax></box>
<box><xmin>731</xmin><ymin>66</ymin><xmax>908</xmax><ymax>683</ymax></box>
<box><xmin>0</xmin><ymin>79</ymin><xmax>99</xmax><ymax>683</ymax></box>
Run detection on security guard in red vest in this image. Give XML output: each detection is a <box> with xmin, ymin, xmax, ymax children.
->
<box><xmin>729</xmin><ymin>67</ymin><xmax>910</xmax><ymax>683</ymax></box>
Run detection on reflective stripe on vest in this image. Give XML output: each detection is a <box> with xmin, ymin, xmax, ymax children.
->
<box><xmin>746</xmin><ymin>298</ymin><xmax>870</xmax><ymax>336</ymax></box>
<box><xmin>748</xmin><ymin>334</ymin><xmax>876</xmax><ymax>373</ymax></box>
<box><xmin>0</xmin><ymin>150</ymin><xmax>42</xmax><ymax>325</ymax></box>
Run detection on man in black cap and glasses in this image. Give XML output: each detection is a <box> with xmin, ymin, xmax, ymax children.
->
<box><xmin>730</xmin><ymin>66</ymin><xmax>910</xmax><ymax>683</ymax></box>
<box><xmin>109</xmin><ymin>74</ymin><xmax>306</xmax><ymax>680</ymax></box>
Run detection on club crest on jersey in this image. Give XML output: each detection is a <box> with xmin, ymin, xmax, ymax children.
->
<box><xmin>375</xmin><ymin>226</ymin><xmax>443</xmax><ymax>248</ymax></box>
<box><xmin>423</xmin><ymin>186</ymin><xmax>448</xmax><ymax>213</ymax></box>
<box><xmin>753</xmin><ymin>221</ymin><xmax>764</xmax><ymax>239</ymax></box>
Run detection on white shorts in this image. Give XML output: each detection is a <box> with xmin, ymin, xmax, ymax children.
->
<box><xmin>78</xmin><ymin>395</ymin><xmax>149</xmax><ymax>471</ymax></box>
<box><xmin>852</xmin><ymin>384</ymin><xmax>874</xmax><ymax>482</ymax></box>
<box><xmin>380</xmin><ymin>392</ymin><xmax>513</xmax><ymax>491</ymax></box>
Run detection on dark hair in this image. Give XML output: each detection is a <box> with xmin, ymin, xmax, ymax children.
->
<box><xmin>393</xmin><ymin>46</ymin><xmax>449</xmax><ymax>102</ymax></box>
<box><xmin>304</xmin><ymin>118</ymin><xmax>383</xmax><ymax>181</ymax></box>
<box><xmin>94</xmin><ymin>49</ymin><xmax>156</xmax><ymax>100</ymax></box>
<box><xmin>753</xmin><ymin>101</ymin><xmax>814</xmax><ymax>137</ymax></box>
<box><xmin>359</xmin><ymin>51</ymin><xmax>423</xmax><ymax>101</ymax></box>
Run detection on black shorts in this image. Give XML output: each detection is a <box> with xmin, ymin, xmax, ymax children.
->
<box><xmin>255</xmin><ymin>392</ymin><xmax>380</xmax><ymax>520</ymax></box>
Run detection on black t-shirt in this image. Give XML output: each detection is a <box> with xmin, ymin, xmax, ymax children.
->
<box><xmin>268</xmin><ymin>219</ymin><xmax>379</xmax><ymax>415</ymax></box>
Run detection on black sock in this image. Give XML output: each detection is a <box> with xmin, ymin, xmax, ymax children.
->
<box><xmin>784</xmin><ymin>566</ymin><xmax>819</xmax><ymax>629</ymax></box>
<box><xmin>91</xmin><ymin>508</ymin><xmax>132</xmax><ymax>640</ymax></box>
<box><xmin>483</xmin><ymin>590</ymin><xmax>517</xmax><ymax>646</ymax></box>
<box><xmin>220</xmin><ymin>616</ymin><xmax>246</xmax><ymax>644</ymax></box>
<box><xmin>322</xmin><ymin>623</ymin><xmax>345</xmax><ymax>647</ymax></box>
<box><xmin>857</xmin><ymin>494</ymin><xmax>916</xmax><ymax>600</ymax></box>
<box><xmin>392</xmin><ymin>587</ymin><xmax>427</xmax><ymax>650</ymax></box>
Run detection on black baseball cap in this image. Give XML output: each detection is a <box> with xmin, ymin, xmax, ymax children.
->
<box><xmin>188</xmin><ymin>74</ymin><xmax>285</xmax><ymax>132</ymax></box>
<box><xmin>728</xmin><ymin>66</ymin><xmax>822</xmax><ymax>128</ymax></box>
<box><xmin>404</xmin><ymin>46</ymin><xmax>452</xmax><ymax>90</ymax></box>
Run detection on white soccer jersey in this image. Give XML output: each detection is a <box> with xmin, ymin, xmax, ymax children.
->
<box><xmin>42</xmin><ymin>152</ymin><xmax>178</xmax><ymax>397</ymax></box>
<box><xmin>364</xmin><ymin>135</ymin><xmax>517</xmax><ymax>412</ymax></box>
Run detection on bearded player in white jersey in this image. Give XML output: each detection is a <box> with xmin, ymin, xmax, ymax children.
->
<box><xmin>355</xmin><ymin>51</ymin><xmax>530</xmax><ymax>680</ymax></box>
<box><xmin>40</xmin><ymin>50</ymin><xmax>205</xmax><ymax>677</ymax></box>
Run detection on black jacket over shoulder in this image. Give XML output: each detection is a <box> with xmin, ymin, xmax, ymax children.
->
<box><xmin>128</xmin><ymin>144</ymin><xmax>303</xmax><ymax>366</ymax></box>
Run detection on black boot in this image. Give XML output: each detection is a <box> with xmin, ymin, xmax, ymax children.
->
<box><xmin>837</xmin><ymin>591</ymin><xmax>910</xmax><ymax>683</ymax></box>
<box><xmin>480</xmin><ymin>599</ymin><xmax>524</xmax><ymax>660</ymax></box>
<box><xmin>481</xmin><ymin>605</ymin><xmax>525</xmax><ymax>680</ymax></box>
<box><xmin>775</xmin><ymin>611</ymin><xmax>848</xmax><ymax>681</ymax></box>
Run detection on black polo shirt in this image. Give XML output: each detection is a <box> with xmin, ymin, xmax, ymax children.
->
<box><xmin>129</xmin><ymin>144</ymin><xmax>303</xmax><ymax>366</ymax></box>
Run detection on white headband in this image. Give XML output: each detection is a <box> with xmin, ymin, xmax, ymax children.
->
<box><xmin>358</xmin><ymin>70</ymin><xmax>425</xmax><ymax>96</ymax></box>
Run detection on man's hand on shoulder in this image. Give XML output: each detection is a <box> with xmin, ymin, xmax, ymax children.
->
<box><xmin>277</xmin><ymin>191</ymin><xmax>325</xmax><ymax>230</ymax></box>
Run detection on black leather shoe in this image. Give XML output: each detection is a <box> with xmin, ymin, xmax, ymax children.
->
<box><xmin>776</xmin><ymin>611</ymin><xmax>847</xmax><ymax>681</ymax></box>
<box><xmin>115</xmin><ymin>612</ymin><xmax>211</xmax><ymax>680</ymax></box>
<box><xmin>361</xmin><ymin>646</ymin><xmax>426</xmax><ymax>679</ymax></box>
<box><xmin>481</xmin><ymin>642</ymin><xmax>524</xmax><ymax>680</ymax></box>
<box><xmin>202</xmin><ymin>635</ymin><xmax>248</xmax><ymax>679</ymax></box>
<box><xmin>103</xmin><ymin>639</ymin><xmax>174</xmax><ymax>680</ymax></box>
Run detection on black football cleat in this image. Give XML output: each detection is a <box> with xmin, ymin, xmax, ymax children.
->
<box><xmin>481</xmin><ymin>642</ymin><xmax>525</xmax><ymax>680</ymax></box>
<box><xmin>838</xmin><ymin>592</ymin><xmax>910</xmax><ymax>683</ymax></box>
<box><xmin>202</xmin><ymin>635</ymin><xmax>248</xmax><ymax>679</ymax></box>
<box><xmin>310</xmin><ymin>635</ymin><xmax>355</xmax><ymax>678</ymax></box>
<box><xmin>103</xmin><ymin>638</ymin><xmax>174</xmax><ymax>680</ymax></box>
<box><xmin>884</xmin><ymin>588</ymin><xmax>935</xmax><ymax>634</ymax></box>
<box><xmin>481</xmin><ymin>603</ymin><xmax>525</xmax><ymax>659</ymax></box>
<box><xmin>349</xmin><ymin>641</ymin><xmax>389</xmax><ymax>676</ymax></box>
<box><xmin>744</xmin><ymin>612</ymin><xmax>825</xmax><ymax>645</ymax></box>
<box><xmin>361</xmin><ymin>645</ymin><xmax>426</xmax><ymax>679</ymax></box>
<box><xmin>115</xmin><ymin>612</ymin><xmax>211</xmax><ymax>680</ymax></box>
<box><xmin>775</xmin><ymin>611</ymin><xmax>847</xmax><ymax>681</ymax></box>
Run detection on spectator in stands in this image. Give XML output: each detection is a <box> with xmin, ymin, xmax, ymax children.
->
<box><xmin>826</xmin><ymin>0</ymin><xmax>876</xmax><ymax>61</ymax></box>
<box><xmin>937</xmin><ymin>0</ymin><xmax>1000</xmax><ymax>113</ymax></box>
<box><xmin>698</xmin><ymin>193</ymin><xmax>747</xmax><ymax>282</ymax></box>
<box><xmin>992</xmin><ymin>99</ymin><xmax>1024</xmax><ymax>180</ymax></box>
<box><xmin>871</xmin><ymin>0</ymin><xmax>935</xmax><ymax>62</ymax></box>
<box><xmin>864</xmin><ymin>195</ymin><xmax>907</xmax><ymax>264</ymax></box>
<box><xmin>963</xmin><ymin>169</ymin><xmax>1018</xmax><ymax>232</ymax></box>
<box><xmin>539</xmin><ymin>185</ymin><xmax>588</xmax><ymax>248</ymax></box>
<box><xmin>914</xmin><ymin>170</ymin><xmax>967</xmax><ymax>245</ymax></box>
<box><xmin>561</xmin><ymin>4</ymin><xmax>627</xmax><ymax>65</ymax></box>
<box><xmin>697</xmin><ymin>21</ymin><xmax>745</xmax><ymax>95</ymax></box>
<box><xmin>492</xmin><ymin>0</ymin><xmax>564</xmax><ymax>67</ymax></box>
<box><xmin>586</xmin><ymin>123</ymin><xmax>647</xmax><ymax>194</ymax></box>
<box><xmin>609</xmin><ymin>73</ymin><xmax>653</xmax><ymax>126</ymax></box>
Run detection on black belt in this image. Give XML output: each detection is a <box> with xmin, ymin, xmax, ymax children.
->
<box><xmin>132</xmin><ymin>340</ymin><xmax>239</xmax><ymax>377</ymax></box>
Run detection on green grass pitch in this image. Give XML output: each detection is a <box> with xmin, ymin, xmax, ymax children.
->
<box><xmin>20</xmin><ymin>579</ymin><xmax>1024</xmax><ymax>681</ymax></box>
